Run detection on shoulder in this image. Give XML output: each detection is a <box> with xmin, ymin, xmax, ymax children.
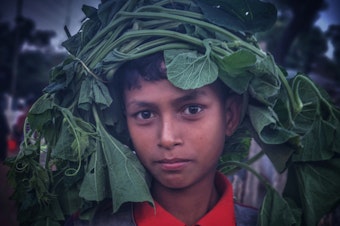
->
<box><xmin>66</xmin><ymin>202</ymin><xmax>135</xmax><ymax>226</ymax></box>
<box><xmin>234</xmin><ymin>202</ymin><xmax>258</xmax><ymax>226</ymax></box>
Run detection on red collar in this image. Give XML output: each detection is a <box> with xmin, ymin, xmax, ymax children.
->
<box><xmin>133</xmin><ymin>172</ymin><xmax>236</xmax><ymax>226</ymax></box>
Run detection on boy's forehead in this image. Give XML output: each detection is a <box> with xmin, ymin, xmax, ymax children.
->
<box><xmin>125</xmin><ymin>78</ymin><xmax>203</xmax><ymax>95</ymax></box>
<box><xmin>123</xmin><ymin>78</ymin><xmax>218</xmax><ymax>104</ymax></box>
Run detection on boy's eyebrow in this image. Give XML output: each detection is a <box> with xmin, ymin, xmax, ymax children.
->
<box><xmin>172</xmin><ymin>89</ymin><xmax>207</xmax><ymax>105</ymax></box>
<box><xmin>125</xmin><ymin>101</ymin><xmax>155</xmax><ymax>109</ymax></box>
<box><xmin>125</xmin><ymin>89</ymin><xmax>207</xmax><ymax>109</ymax></box>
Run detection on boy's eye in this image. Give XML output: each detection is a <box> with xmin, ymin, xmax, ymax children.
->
<box><xmin>136</xmin><ymin>110</ymin><xmax>153</xmax><ymax>120</ymax></box>
<box><xmin>183</xmin><ymin>105</ymin><xmax>203</xmax><ymax>115</ymax></box>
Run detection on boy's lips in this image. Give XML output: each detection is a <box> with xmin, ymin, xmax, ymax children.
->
<box><xmin>155</xmin><ymin>158</ymin><xmax>191</xmax><ymax>171</ymax></box>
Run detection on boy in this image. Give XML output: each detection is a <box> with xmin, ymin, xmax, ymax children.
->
<box><xmin>71</xmin><ymin>52</ymin><xmax>257</xmax><ymax>225</ymax></box>
<box><xmin>9</xmin><ymin>1</ymin><xmax>339</xmax><ymax>225</ymax></box>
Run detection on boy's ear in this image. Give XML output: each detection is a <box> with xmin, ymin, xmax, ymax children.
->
<box><xmin>225</xmin><ymin>95</ymin><xmax>242</xmax><ymax>137</ymax></box>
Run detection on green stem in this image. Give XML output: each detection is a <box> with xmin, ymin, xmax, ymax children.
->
<box><xmin>78</xmin><ymin>16</ymin><xmax>131</xmax><ymax>58</ymax></box>
<box><xmin>45</xmin><ymin>146</ymin><xmax>52</xmax><ymax>169</ymax></box>
<box><xmin>126</xmin><ymin>37</ymin><xmax>183</xmax><ymax>54</ymax></box>
<box><xmin>79</xmin><ymin>0</ymin><xmax>139</xmax><ymax>58</ymax></box>
<box><xmin>88</xmin><ymin>29</ymin><xmax>204</xmax><ymax>68</ymax></box>
<box><xmin>219</xmin><ymin>150</ymin><xmax>265</xmax><ymax>175</ymax></box>
<box><xmin>101</xmin><ymin>42</ymin><xmax>195</xmax><ymax>79</ymax></box>
<box><xmin>276</xmin><ymin>66</ymin><xmax>303</xmax><ymax>121</ymax></box>
<box><xmin>154</xmin><ymin>0</ymin><xmax>196</xmax><ymax>7</ymax></box>
<box><xmin>293</xmin><ymin>74</ymin><xmax>338</xmax><ymax>118</ymax></box>
<box><xmin>220</xmin><ymin>160</ymin><xmax>272</xmax><ymax>188</ymax></box>
<box><xmin>60</xmin><ymin>108</ymin><xmax>82</xmax><ymax>176</ymax></box>
<box><xmin>118</xmin><ymin>43</ymin><xmax>196</xmax><ymax>61</ymax></box>
<box><xmin>118</xmin><ymin>11</ymin><xmax>265</xmax><ymax>57</ymax></box>
<box><xmin>78</xmin><ymin>1</ymin><xmax>265</xmax><ymax>77</ymax></box>
<box><xmin>82</xmin><ymin>20</ymin><xmax>131</xmax><ymax>62</ymax></box>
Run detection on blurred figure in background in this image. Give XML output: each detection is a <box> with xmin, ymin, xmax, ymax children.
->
<box><xmin>0</xmin><ymin>93</ymin><xmax>19</xmax><ymax>226</ymax></box>
<box><xmin>12</xmin><ymin>94</ymin><xmax>36</xmax><ymax>151</ymax></box>
<box><xmin>0</xmin><ymin>94</ymin><xmax>9</xmax><ymax>161</ymax></box>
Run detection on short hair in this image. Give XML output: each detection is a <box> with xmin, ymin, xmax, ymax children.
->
<box><xmin>114</xmin><ymin>51</ymin><xmax>230</xmax><ymax>101</ymax></box>
<box><xmin>116</xmin><ymin>51</ymin><xmax>167</xmax><ymax>90</ymax></box>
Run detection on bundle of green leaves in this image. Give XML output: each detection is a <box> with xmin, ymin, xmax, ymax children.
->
<box><xmin>5</xmin><ymin>0</ymin><xmax>340</xmax><ymax>225</ymax></box>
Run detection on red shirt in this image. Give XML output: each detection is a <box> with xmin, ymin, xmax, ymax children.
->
<box><xmin>133</xmin><ymin>172</ymin><xmax>236</xmax><ymax>226</ymax></box>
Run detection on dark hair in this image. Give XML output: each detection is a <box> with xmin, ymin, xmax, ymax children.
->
<box><xmin>108</xmin><ymin>52</ymin><xmax>168</xmax><ymax>145</ymax></box>
<box><xmin>116</xmin><ymin>52</ymin><xmax>167</xmax><ymax>90</ymax></box>
<box><xmin>115</xmin><ymin>51</ymin><xmax>230</xmax><ymax>99</ymax></box>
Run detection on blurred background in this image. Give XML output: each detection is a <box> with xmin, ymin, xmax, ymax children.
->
<box><xmin>0</xmin><ymin>0</ymin><xmax>339</xmax><ymax>225</ymax></box>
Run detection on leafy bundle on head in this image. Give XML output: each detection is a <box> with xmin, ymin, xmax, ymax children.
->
<box><xmin>6</xmin><ymin>0</ymin><xmax>340</xmax><ymax>225</ymax></box>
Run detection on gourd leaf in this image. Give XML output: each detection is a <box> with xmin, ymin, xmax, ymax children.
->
<box><xmin>78</xmin><ymin>77</ymin><xmax>113</xmax><ymax>111</ymax></box>
<box><xmin>293</xmin><ymin>116</ymin><xmax>335</xmax><ymax>162</ymax></box>
<box><xmin>195</xmin><ymin>0</ymin><xmax>277</xmax><ymax>33</ymax></box>
<box><xmin>217</xmin><ymin>49</ymin><xmax>256</xmax><ymax>94</ymax></box>
<box><xmin>217</xmin><ymin>49</ymin><xmax>257</xmax><ymax>75</ymax></box>
<box><xmin>283</xmin><ymin>158</ymin><xmax>340</xmax><ymax>226</ymax></box>
<box><xmin>97</xmin><ymin>0</ymin><xmax>126</xmax><ymax>26</ymax></box>
<box><xmin>165</xmin><ymin>48</ymin><xmax>218</xmax><ymax>90</ymax></box>
<box><xmin>259</xmin><ymin>187</ymin><xmax>298</xmax><ymax>226</ymax></box>
<box><xmin>80</xmin><ymin>109</ymin><xmax>153</xmax><ymax>212</ymax></box>
<box><xmin>290</xmin><ymin>75</ymin><xmax>340</xmax><ymax>161</ymax></box>
<box><xmin>55</xmin><ymin>181</ymin><xmax>82</xmax><ymax>216</ymax></box>
<box><xmin>248</xmin><ymin>105</ymin><xmax>297</xmax><ymax>145</ymax></box>
<box><xmin>218</xmin><ymin>71</ymin><xmax>253</xmax><ymax>94</ymax></box>
<box><xmin>80</xmin><ymin>140</ymin><xmax>110</xmax><ymax>201</ymax></box>
<box><xmin>333</xmin><ymin>116</ymin><xmax>340</xmax><ymax>153</ymax></box>
<box><xmin>52</xmin><ymin>110</ymin><xmax>95</xmax><ymax>161</ymax></box>
<box><xmin>82</xmin><ymin>5</ymin><xmax>98</xmax><ymax>19</ymax></box>
<box><xmin>27</xmin><ymin>95</ymin><xmax>56</xmax><ymax>132</ymax></box>
<box><xmin>249</xmin><ymin>54</ymin><xmax>281</xmax><ymax>106</ymax></box>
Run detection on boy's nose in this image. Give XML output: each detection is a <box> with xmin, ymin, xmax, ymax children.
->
<box><xmin>158</xmin><ymin>118</ymin><xmax>182</xmax><ymax>150</ymax></box>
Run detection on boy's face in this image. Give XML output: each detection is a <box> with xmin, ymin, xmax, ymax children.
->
<box><xmin>124</xmin><ymin>78</ymin><xmax>240</xmax><ymax>190</ymax></box>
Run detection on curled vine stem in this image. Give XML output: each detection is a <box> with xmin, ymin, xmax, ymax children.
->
<box><xmin>276</xmin><ymin>66</ymin><xmax>303</xmax><ymax>126</ymax></box>
<box><xmin>221</xmin><ymin>160</ymin><xmax>272</xmax><ymax>189</ymax></box>
<box><xmin>292</xmin><ymin>73</ymin><xmax>339</xmax><ymax>118</ymax></box>
<box><xmin>219</xmin><ymin>150</ymin><xmax>265</xmax><ymax>175</ymax></box>
<box><xmin>59</xmin><ymin>108</ymin><xmax>82</xmax><ymax>177</ymax></box>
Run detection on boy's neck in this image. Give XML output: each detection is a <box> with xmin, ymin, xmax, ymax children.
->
<box><xmin>151</xmin><ymin>174</ymin><xmax>220</xmax><ymax>225</ymax></box>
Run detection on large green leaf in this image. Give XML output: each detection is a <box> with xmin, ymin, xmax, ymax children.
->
<box><xmin>290</xmin><ymin>75</ymin><xmax>340</xmax><ymax>161</ymax></box>
<box><xmin>248</xmin><ymin>105</ymin><xmax>297</xmax><ymax>145</ymax></box>
<box><xmin>260</xmin><ymin>143</ymin><xmax>296</xmax><ymax>173</ymax></box>
<box><xmin>283</xmin><ymin>158</ymin><xmax>340</xmax><ymax>226</ymax></box>
<box><xmin>28</xmin><ymin>95</ymin><xmax>54</xmax><ymax>129</ymax></box>
<box><xmin>196</xmin><ymin>0</ymin><xmax>277</xmax><ymax>33</ymax></box>
<box><xmin>79</xmin><ymin>111</ymin><xmax>153</xmax><ymax>212</ymax></box>
<box><xmin>78</xmin><ymin>77</ymin><xmax>112</xmax><ymax>111</ymax></box>
<box><xmin>52</xmin><ymin>109</ymin><xmax>95</xmax><ymax>161</ymax></box>
<box><xmin>333</xmin><ymin>117</ymin><xmax>340</xmax><ymax>153</ymax></box>
<box><xmin>79</xmin><ymin>140</ymin><xmax>111</xmax><ymax>201</ymax></box>
<box><xmin>249</xmin><ymin>55</ymin><xmax>281</xmax><ymax>106</ymax></box>
<box><xmin>259</xmin><ymin>187</ymin><xmax>298</xmax><ymax>226</ymax></box>
<box><xmin>217</xmin><ymin>49</ymin><xmax>257</xmax><ymax>75</ymax></box>
<box><xmin>97</xmin><ymin>0</ymin><xmax>126</xmax><ymax>26</ymax></box>
<box><xmin>55</xmin><ymin>178</ymin><xmax>83</xmax><ymax>216</ymax></box>
<box><xmin>217</xmin><ymin>49</ymin><xmax>256</xmax><ymax>94</ymax></box>
<box><xmin>293</xmin><ymin>116</ymin><xmax>335</xmax><ymax>162</ymax></box>
<box><xmin>164</xmin><ymin>48</ymin><xmax>218</xmax><ymax>89</ymax></box>
<box><xmin>82</xmin><ymin>5</ymin><xmax>98</xmax><ymax>20</ymax></box>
